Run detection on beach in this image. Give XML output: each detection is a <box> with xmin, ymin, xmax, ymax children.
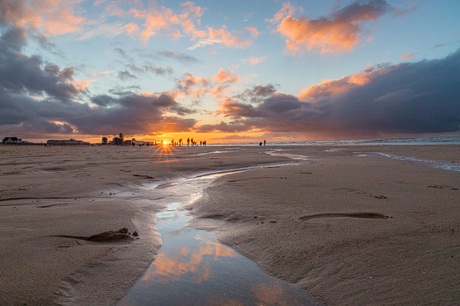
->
<box><xmin>0</xmin><ymin>144</ymin><xmax>459</xmax><ymax>305</ymax></box>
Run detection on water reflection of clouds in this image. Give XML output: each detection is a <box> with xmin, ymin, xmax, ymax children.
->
<box><xmin>252</xmin><ymin>282</ymin><xmax>303</xmax><ymax>306</ymax></box>
<box><xmin>141</xmin><ymin>236</ymin><xmax>235</xmax><ymax>284</ymax></box>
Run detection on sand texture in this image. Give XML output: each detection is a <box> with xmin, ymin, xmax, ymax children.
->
<box><xmin>1</xmin><ymin>144</ymin><xmax>459</xmax><ymax>305</ymax></box>
<box><xmin>189</xmin><ymin>145</ymin><xmax>460</xmax><ymax>305</ymax></box>
<box><xmin>0</xmin><ymin>144</ymin><xmax>292</xmax><ymax>305</ymax></box>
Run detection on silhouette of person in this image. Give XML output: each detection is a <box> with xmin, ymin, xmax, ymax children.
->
<box><xmin>264</xmin><ymin>140</ymin><xmax>266</xmax><ymax>146</ymax></box>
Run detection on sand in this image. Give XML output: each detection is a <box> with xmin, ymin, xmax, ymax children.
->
<box><xmin>0</xmin><ymin>144</ymin><xmax>290</xmax><ymax>305</ymax></box>
<box><xmin>190</xmin><ymin>144</ymin><xmax>460</xmax><ymax>305</ymax></box>
<box><xmin>0</xmin><ymin>144</ymin><xmax>459</xmax><ymax>305</ymax></box>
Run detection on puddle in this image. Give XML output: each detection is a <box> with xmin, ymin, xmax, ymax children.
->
<box><xmin>118</xmin><ymin>170</ymin><xmax>321</xmax><ymax>305</ymax></box>
<box><xmin>355</xmin><ymin>152</ymin><xmax>460</xmax><ymax>172</ymax></box>
<box><xmin>190</xmin><ymin>150</ymin><xmax>236</xmax><ymax>156</ymax></box>
<box><xmin>265</xmin><ymin>151</ymin><xmax>310</xmax><ymax>160</ymax></box>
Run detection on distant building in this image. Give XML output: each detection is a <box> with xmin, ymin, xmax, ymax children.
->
<box><xmin>119</xmin><ymin>133</ymin><xmax>124</xmax><ymax>143</ymax></box>
<box><xmin>112</xmin><ymin>137</ymin><xmax>123</xmax><ymax>145</ymax></box>
<box><xmin>124</xmin><ymin>138</ymin><xmax>153</xmax><ymax>146</ymax></box>
<box><xmin>102</xmin><ymin>137</ymin><xmax>108</xmax><ymax>145</ymax></box>
<box><xmin>47</xmin><ymin>139</ymin><xmax>90</xmax><ymax>145</ymax></box>
<box><xmin>2</xmin><ymin>137</ymin><xmax>22</xmax><ymax>144</ymax></box>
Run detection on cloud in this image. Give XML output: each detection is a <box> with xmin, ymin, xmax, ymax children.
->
<box><xmin>213</xmin><ymin>68</ymin><xmax>241</xmax><ymax>84</ymax></box>
<box><xmin>124</xmin><ymin>22</ymin><xmax>140</xmax><ymax>36</ymax></box>
<box><xmin>0</xmin><ymin>0</ymin><xmax>87</xmax><ymax>36</ymax></box>
<box><xmin>129</xmin><ymin>2</ymin><xmax>206</xmax><ymax>45</ymax></box>
<box><xmin>157</xmin><ymin>50</ymin><xmax>200</xmax><ymax>64</ymax></box>
<box><xmin>173</xmin><ymin>68</ymin><xmax>243</xmax><ymax>100</ymax></box>
<box><xmin>118</xmin><ymin>70</ymin><xmax>137</xmax><ymax>80</ymax></box>
<box><xmin>0</xmin><ymin>91</ymin><xmax>197</xmax><ymax>136</ymax></box>
<box><xmin>202</xmin><ymin>49</ymin><xmax>460</xmax><ymax>137</ymax></box>
<box><xmin>0</xmin><ymin>24</ymin><xmax>198</xmax><ymax>138</ymax></box>
<box><xmin>241</xmin><ymin>56</ymin><xmax>266</xmax><ymax>65</ymax></box>
<box><xmin>401</xmin><ymin>53</ymin><xmax>415</xmax><ymax>60</ymax></box>
<box><xmin>269</xmin><ymin>0</ymin><xmax>392</xmax><ymax>55</ymax></box>
<box><xmin>188</xmin><ymin>25</ymin><xmax>253</xmax><ymax>50</ymax></box>
<box><xmin>0</xmin><ymin>26</ymin><xmax>88</xmax><ymax>103</ymax></box>
<box><xmin>114</xmin><ymin>47</ymin><xmax>129</xmax><ymax>58</ymax></box>
<box><xmin>85</xmin><ymin>70</ymin><xmax>115</xmax><ymax>77</ymax></box>
<box><xmin>266</xmin><ymin>2</ymin><xmax>298</xmax><ymax>24</ymax></box>
<box><xmin>234</xmin><ymin>84</ymin><xmax>278</xmax><ymax>103</ymax></box>
<box><xmin>126</xmin><ymin>64</ymin><xmax>173</xmax><ymax>76</ymax></box>
<box><xmin>77</xmin><ymin>22</ymin><xmax>127</xmax><ymax>41</ymax></box>
<box><xmin>244</xmin><ymin>26</ymin><xmax>259</xmax><ymax>38</ymax></box>
<box><xmin>298</xmin><ymin>68</ymin><xmax>389</xmax><ymax>102</ymax></box>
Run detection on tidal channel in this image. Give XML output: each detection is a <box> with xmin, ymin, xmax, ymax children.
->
<box><xmin>118</xmin><ymin>165</ymin><xmax>321</xmax><ymax>305</ymax></box>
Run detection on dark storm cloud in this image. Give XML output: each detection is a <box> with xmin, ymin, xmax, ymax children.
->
<box><xmin>0</xmin><ymin>25</ymin><xmax>197</xmax><ymax>137</ymax></box>
<box><xmin>0</xmin><ymin>26</ymin><xmax>85</xmax><ymax>103</ymax></box>
<box><xmin>234</xmin><ymin>84</ymin><xmax>278</xmax><ymax>103</ymax></box>
<box><xmin>203</xmin><ymin>49</ymin><xmax>460</xmax><ymax>137</ymax></box>
<box><xmin>0</xmin><ymin>89</ymin><xmax>197</xmax><ymax>136</ymax></box>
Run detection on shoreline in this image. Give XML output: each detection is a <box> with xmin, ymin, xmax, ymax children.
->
<box><xmin>1</xmin><ymin>144</ymin><xmax>459</xmax><ymax>304</ymax></box>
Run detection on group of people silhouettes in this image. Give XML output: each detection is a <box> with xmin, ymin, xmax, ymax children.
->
<box><xmin>259</xmin><ymin>140</ymin><xmax>266</xmax><ymax>146</ymax></box>
<box><xmin>170</xmin><ymin>138</ymin><xmax>207</xmax><ymax>146</ymax></box>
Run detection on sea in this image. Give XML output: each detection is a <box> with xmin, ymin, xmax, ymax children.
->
<box><xmin>208</xmin><ymin>135</ymin><xmax>460</xmax><ymax>146</ymax></box>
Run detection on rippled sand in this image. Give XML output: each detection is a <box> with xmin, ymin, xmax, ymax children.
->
<box><xmin>0</xmin><ymin>144</ymin><xmax>459</xmax><ymax>305</ymax></box>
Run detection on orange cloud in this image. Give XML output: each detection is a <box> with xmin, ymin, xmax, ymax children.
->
<box><xmin>213</xmin><ymin>68</ymin><xmax>241</xmax><ymax>84</ymax></box>
<box><xmin>188</xmin><ymin>25</ymin><xmax>252</xmax><ymax>50</ymax></box>
<box><xmin>266</xmin><ymin>2</ymin><xmax>298</xmax><ymax>24</ymax></box>
<box><xmin>129</xmin><ymin>2</ymin><xmax>206</xmax><ymax>45</ymax></box>
<box><xmin>244</xmin><ymin>26</ymin><xmax>259</xmax><ymax>38</ymax></box>
<box><xmin>270</xmin><ymin>1</ymin><xmax>390</xmax><ymax>55</ymax></box>
<box><xmin>298</xmin><ymin>67</ymin><xmax>389</xmax><ymax>102</ymax></box>
<box><xmin>208</xmin><ymin>26</ymin><xmax>252</xmax><ymax>48</ymax></box>
<box><xmin>125</xmin><ymin>22</ymin><xmax>140</xmax><ymax>35</ymax></box>
<box><xmin>84</xmin><ymin>70</ymin><xmax>114</xmax><ymax>77</ymax></box>
<box><xmin>2</xmin><ymin>0</ymin><xmax>87</xmax><ymax>36</ymax></box>
<box><xmin>174</xmin><ymin>68</ymin><xmax>243</xmax><ymax>99</ymax></box>
<box><xmin>71</xmin><ymin>79</ymin><xmax>93</xmax><ymax>91</ymax></box>
<box><xmin>401</xmin><ymin>53</ymin><xmax>415</xmax><ymax>60</ymax></box>
<box><xmin>182</xmin><ymin>1</ymin><xmax>206</xmax><ymax>18</ymax></box>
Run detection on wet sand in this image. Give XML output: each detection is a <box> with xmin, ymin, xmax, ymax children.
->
<box><xmin>190</xmin><ymin>145</ymin><xmax>460</xmax><ymax>305</ymax></box>
<box><xmin>0</xmin><ymin>144</ymin><xmax>291</xmax><ymax>305</ymax></box>
<box><xmin>0</xmin><ymin>144</ymin><xmax>459</xmax><ymax>305</ymax></box>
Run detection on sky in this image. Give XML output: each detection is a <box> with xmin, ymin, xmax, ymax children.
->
<box><xmin>0</xmin><ymin>0</ymin><xmax>459</xmax><ymax>144</ymax></box>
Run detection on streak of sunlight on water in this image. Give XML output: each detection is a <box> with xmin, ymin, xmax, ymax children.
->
<box><xmin>355</xmin><ymin>152</ymin><xmax>460</xmax><ymax>172</ymax></box>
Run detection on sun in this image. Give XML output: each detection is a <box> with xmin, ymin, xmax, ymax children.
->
<box><xmin>163</xmin><ymin>141</ymin><xmax>167</xmax><ymax>145</ymax></box>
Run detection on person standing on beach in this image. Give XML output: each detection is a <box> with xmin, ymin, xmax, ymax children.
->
<box><xmin>264</xmin><ymin>140</ymin><xmax>266</xmax><ymax>146</ymax></box>
<box><xmin>187</xmin><ymin>138</ymin><xmax>190</xmax><ymax>146</ymax></box>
